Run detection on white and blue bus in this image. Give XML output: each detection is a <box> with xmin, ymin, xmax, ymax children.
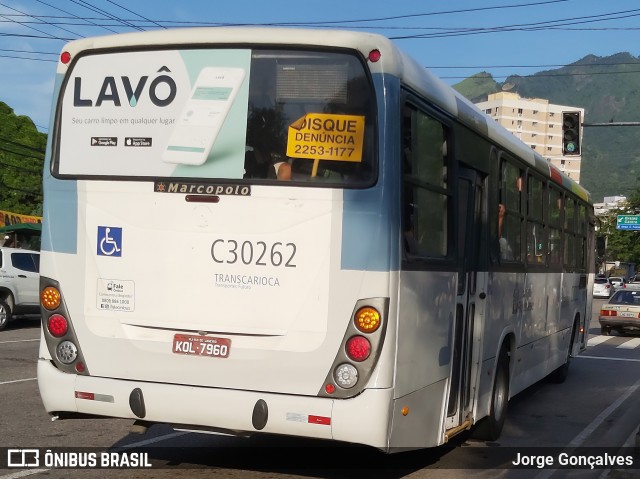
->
<box><xmin>38</xmin><ymin>27</ymin><xmax>594</xmax><ymax>452</ymax></box>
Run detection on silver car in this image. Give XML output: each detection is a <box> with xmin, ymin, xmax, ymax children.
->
<box><xmin>593</xmin><ymin>277</ymin><xmax>614</xmax><ymax>298</ymax></box>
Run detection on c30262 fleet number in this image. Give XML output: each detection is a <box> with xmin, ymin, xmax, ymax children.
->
<box><xmin>211</xmin><ymin>239</ymin><xmax>297</xmax><ymax>267</ymax></box>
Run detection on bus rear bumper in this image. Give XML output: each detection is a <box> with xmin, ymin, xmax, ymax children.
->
<box><xmin>37</xmin><ymin>359</ymin><xmax>394</xmax><ymax>450</ymax></box>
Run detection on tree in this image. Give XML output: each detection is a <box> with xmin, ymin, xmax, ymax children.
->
<box><xmin>0</xmin><ymin>102</ymin><xmax>46</xmax><ymax>216</ymax></box>
<box><xmin>599</xmin><ymin>183</ymin><xmax>640</xmax><ymax>266</ymax></box>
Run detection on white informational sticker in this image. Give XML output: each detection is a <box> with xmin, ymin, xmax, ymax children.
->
<box><xmin>96</xmin><ymin>279</ymin><xmax>135</xmax><ymax>312</ymax></box>
<box><xmin>285</xmin><ymin>413</ymin><xmax>308</xmax><ymax>423</ymax></box>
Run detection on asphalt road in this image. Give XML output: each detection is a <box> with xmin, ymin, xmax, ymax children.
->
<box><xmin>0</xmin><ymin>300</ymin><xmax>638</xmax><ymax>479</ymax></box>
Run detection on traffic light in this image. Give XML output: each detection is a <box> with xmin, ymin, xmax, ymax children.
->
<box><xmin>562</xmin><ymin>111</ymin><xmax>581</xmax><ymax>155</ymax></box>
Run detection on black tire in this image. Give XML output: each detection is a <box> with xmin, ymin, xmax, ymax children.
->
<box><xmin>601</xmin><ymin>326</ymin><xmax>610</xmax><ymax>336</ymax></box>
<box><xmin>0</xmin><ymin>300</ymin><xmax>12</xmax><ymax>331</ymax></box>
<box><xmin>472</xmin><ymin>347</ymin><xmax>509</xmax><ymax>441</ymax></box>
<box><xmin>549</xmin><ymin>324</ymin><xmax>576</xmax><ymax>384</ymax></box>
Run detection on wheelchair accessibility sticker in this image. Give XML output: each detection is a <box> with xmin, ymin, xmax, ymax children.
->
<box><xmin>97</xmin><ymin>226</ymin><xmax>122</xmax><ymax>257</ymax></box>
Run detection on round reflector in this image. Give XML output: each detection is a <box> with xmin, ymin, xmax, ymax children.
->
<box><xmin>56</xmin><ymin>340</ymin><xmax>78</xmax><ymax>364</ymax></box>
<box><xmin>345</xmin><ymin>335</ymin><xmax>371</xmax><ymax>362</ymax></box>
<box><xmin>368</xmin><ymin>49</ymin><xmax>381</xmax><ymax>62</ymax></box>
<box><xmin>47</xmin><ymin>314</ymin><xmax>68</xmax><ymax>337</ymax></box>
<box><xmin>334</xmin><ymin>363</ymin><xmax>358</xmax><ymax>389</ymax></box>
<box><xmin>354</xmin><ymin>306</ymin><xmax>381</xmax><ymax>333</ymax></box>
<box><xmin>41</xmin><ymin>286</ymin><xmax>61</xmax><ymax>310</ymax></box>
<box><xmin>60</xmin><ymin>51</ymin><xmax>71</xmax><ymax>64</ymax></box>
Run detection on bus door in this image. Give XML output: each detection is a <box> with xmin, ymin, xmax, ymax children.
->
<box><xmin>445</xmin><ymin>167</ymin><xmax>486</xmax><ymax>432</ymax></box>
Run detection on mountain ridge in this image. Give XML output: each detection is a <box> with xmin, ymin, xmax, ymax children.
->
<box><xmin>452</xmin><ymin>52</ymin><xmax>640</xmax><ymax>202</ymax></box>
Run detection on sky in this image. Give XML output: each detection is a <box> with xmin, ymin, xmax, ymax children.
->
<box><xmin>2</xmin><ymin>0</ymin><xmax>640</xmax><ymax>133</ymax></box>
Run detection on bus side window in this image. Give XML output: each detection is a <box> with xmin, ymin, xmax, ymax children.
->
<box><xmin>498</xmin><ymin>158</ymin><xmax>523</xmax><ymax>261</ymax></box>
<box><xmin>401</xmin><ymin>104</ymin><xmax>449</xmax><ymax>259</ymax></box>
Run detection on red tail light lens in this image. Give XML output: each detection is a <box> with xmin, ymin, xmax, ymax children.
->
<box><xmin>47</xmin><ymin>314</ymin><xmax>68</xmax><ymax>337</ymax></box>
<box><xmin>600</xmin><ymin>310</ymin><xmax>617</xmax><ymax>317</ymax></box>
<box><xmin>345</xmin><ymin>335</ymin><xmax>371</xmax><ymax>362</ymax></box>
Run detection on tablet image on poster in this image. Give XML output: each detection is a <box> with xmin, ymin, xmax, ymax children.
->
<box><xmin>163</xmin><ymin>67</ymin><xmax>246</xmax><ymax>166</ymax></box>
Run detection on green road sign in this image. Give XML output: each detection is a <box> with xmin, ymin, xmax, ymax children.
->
<box><xmin>617</xmin><ymin>215</ymin><xmax>640</xmax><ymax>230</ymax></box>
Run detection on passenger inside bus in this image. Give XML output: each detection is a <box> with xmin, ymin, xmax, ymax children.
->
<box><xmin>498</xmin><ymin>203</ymin><xmax>514</xmax><ymax>260</ymax></box>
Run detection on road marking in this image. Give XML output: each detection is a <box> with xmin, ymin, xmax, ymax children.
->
<box><xmin>616</xmin><ymin>337</ymin><xmax>640</xmax><ymax>349</ymax></box>
<box><xmin>0</xmin><ymin>470</ymin><xmax>48</xmax><ymax>479</ymax></box>
<box><xmin>0</xmin><ymin>339</ymin><xmax>39</xmax><ymax>344</ymax></box>
<box><xmin>115</xmin><ymin>431</ymin><xmax>189</xmax><ymax>449</ymax></box>
<box><xmin>0</xmin><ymin>378</ymin><xmax>37</xmax><ymax>385</ymax></box>
<box><xmin>578</xmin><ymin>355</ymin><xmax>640</xmax><ymax>362</ymax></box>
<box><xmin>586</xmin><ymin>335</ymin><xmax>610</xmax><ymax>346</ymax></box>
<box><xmin>535</xmin><ymin>376</ymin><xmax>640</xmax><ymax>479</ymax></box>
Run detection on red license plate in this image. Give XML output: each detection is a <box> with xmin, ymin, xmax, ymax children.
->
<box><xmin>172</xmin><ymin>334</ymin><xmax>231</xmax><ymax>358</ymax></box>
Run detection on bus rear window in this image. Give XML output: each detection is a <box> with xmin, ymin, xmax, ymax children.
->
<box><xmin>54</xmin><ymin>48</ymin><xmax>376</xmax><ymax>187</ymax></box>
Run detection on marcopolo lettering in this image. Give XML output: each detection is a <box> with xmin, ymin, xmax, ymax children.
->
<box><xmin>74</xmin><ymin>67</ymin><xmax>177</xmax><ymax>108</ymax></box>
<box><xmin>154</xmin><ymin>182</ymin><xmax>251</xmax><ymax>196</ymax></box>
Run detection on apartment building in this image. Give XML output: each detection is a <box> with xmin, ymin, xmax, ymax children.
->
<box><xmin>475</xmin><ymin>92</ymin><xmax>585</xmax><ymax>183</ymax></box>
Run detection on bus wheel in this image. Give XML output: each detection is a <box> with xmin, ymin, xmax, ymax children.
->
<box><xmin>472</xmin><ymin>347</ymin><xmax>509</xmax><ymax>441</ymax></box>
<box><xmin>549</xmin><ymin>325</ymin><xmax>576</xmax><ymax>384</ymax></box>
<box><xmin>0</xmin><ymin>300</ymin><xmax>11</xmax><ymax>331</ymax></box>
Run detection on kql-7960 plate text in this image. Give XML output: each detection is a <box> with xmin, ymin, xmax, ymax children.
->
<box><xmin>172</xmin><ymin>334</ymin><xmax>231</xmax><ymax>358</ymax></box>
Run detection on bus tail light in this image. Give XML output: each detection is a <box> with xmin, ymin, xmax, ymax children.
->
<box><xmin>56</xmin><ymin>340</ymin><xmax>78</xmax><ymax>364</ymax></box>
<box><xmin>40</xmin><ymin>276</ymin><xmax>90</xmax><ymax>376</ymax></box>
<box><xmin>354</xmin><ymin>306</ymin><xmax>381</xmax><ymax>333</ymax></box>
<box><xmin>47</xmin><ymin>314</ymin><xmax>68</xmax><ymax>337</ymax></box>
<box><xmin>345</xmin><ymin>336</ymin><xmax>371</xmax><ymax>361</ymax></box>
<box><xmin>41</xmin><ymin>286</ymin><xmax>61</xmax><ymax>310</ymax></box>
<box><xmin>334</xmin><ymin>363</ymin><xmax>359</xmax><ymax>389</ymax></box>
<box><xmin>318</xmin><ymin>298</ymin><xmax>388</xmax><ymax>399</ymax></box>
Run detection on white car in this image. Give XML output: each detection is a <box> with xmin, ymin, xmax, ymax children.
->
<box><xmin>0</xmin><ymin>247</ymin><xmax>40</xmax><ymax>331</ymax></box>
<box><xmin>608</xmin><ymin>276</ymin><xmax>626</xmax><ymax>290</ymax></box>
<box><xmin>593</xmin><ymin>277</ymin><xmax>614</xmax><ymax>298</ymax></box>
<box><xmin>599</xmin><ymin>290</ymin><xmax>640</xmax><ymax>336</ymax></box>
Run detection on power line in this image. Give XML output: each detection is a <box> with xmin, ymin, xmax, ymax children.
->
<box><xmin>441</xmin><ymin>69</ymin><xmax>640</xmax><ymax>80</ymax></box>
<box><xmin>0</xmin><ymin>179</ymin><xmax>43</xmax><ymax>195</ymax></box>
<box><xmin>0</xmin><ymin>53</ymin><xmax>56</xmax><ymax>62</ymax></box>
<box><xmin>428</xmin><ymin>61</ymin><xmax>640</xmax><ymax>70</ymax></box>
<box><xmin>0</xmin><ymin>1</ymin><xmax>613</xmax><ymax>32</ymax></box>
<box><xmin>67</xmin><ymin>0</ymin><xmax>145</xmax><ymax>32</ymax></box>
<box><xmin>390</xmin><ymin>8</ymin><xmax>640</xmax><ymax>39</ymax></box>
<box><xmin>0</xmin><ymin>12</ymin><xmax>63</xmax><ymax>41</ymax></box>
<box><xmin>0</xmin><ymin>32</ymin><xmax>72</xmax><ymax>40</ymax></box>
<box><xmin>34</xmin><ymin>0</ymin><xmax>120</xmax><ymax>34</ymax></box>
<box><xmin>0</xmin><ymin>2</ymin><xmax>82</xmax><ymax>39</ymax></box>
<box><xmin>0</xmin><ymin>47</ymin><xmax>57</xmax><ymax>56</ymax></box>
<box><xmin>104</xmin><ymin>0</ymin><xmax>166</xmax><ymax>30</ymax></box>
<box><xmin>0</xmin><ymin>137</ymin><xmax>46</xmax><ymax>154</ymax></box>
<box><xmin>0</xmin><ymin>147</ymin><xmax>44</xmax><ymax>165</ymax></box>
<box><xmin>1</xmin><ymin>44</ymin><xmax>637</xmax><ymax>72</ymax></box>
<box><xmin>0</xmin><ymin>150</ymin><xmax>43</xmax><ymax>172</ymax></box>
